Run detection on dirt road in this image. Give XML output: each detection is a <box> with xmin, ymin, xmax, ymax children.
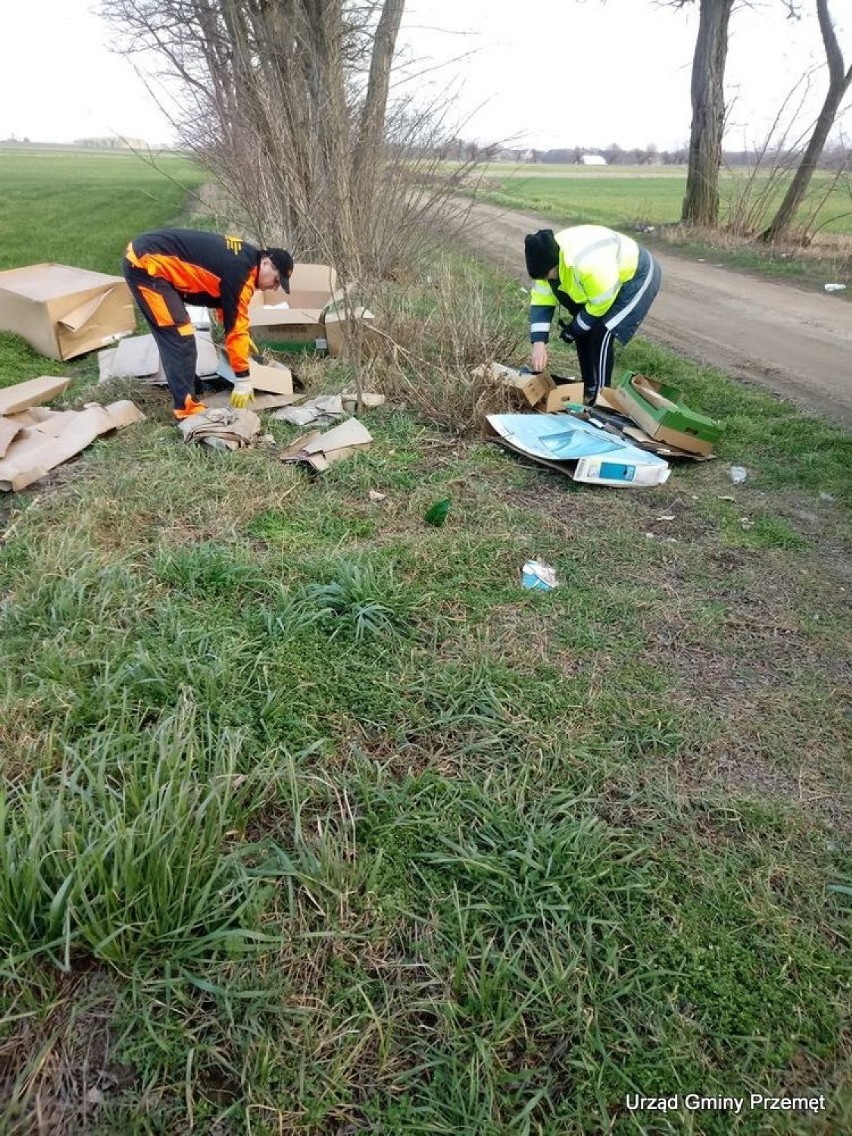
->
<box><xmin>460</xmin><ymin>201</ymin><xmax>852</xmax><ymax>426</ymax></box>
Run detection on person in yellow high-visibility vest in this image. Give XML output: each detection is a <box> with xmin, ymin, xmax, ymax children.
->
<box><xmin>524</xmin><ymin>225</ymin><xmax>661</xmax><ymax>404</ymax></box>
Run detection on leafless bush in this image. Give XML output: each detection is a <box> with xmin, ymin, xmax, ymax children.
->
<box><xmin>366</xmin><ymin>257</ymin><xmax>525</xmax><ymax>435</ymax></box>
<box><xmin>101</xmin><ymin>1</ymin><xmax>488</xmax><ymax>283</ymax></box>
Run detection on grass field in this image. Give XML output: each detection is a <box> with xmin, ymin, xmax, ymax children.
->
<box><xmin>466</xmin><ymin>164</ymin><xmax>852</xmax><ymax>289</ymax></box>
<box><xmin>0</xmin><ymin>151</ymin><xmax>850</xmax><ymax>1134</ymax></box>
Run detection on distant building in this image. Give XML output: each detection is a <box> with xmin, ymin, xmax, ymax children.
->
<box><xmin>580</xmin><ymin>153</ymin><xmax>607</xmax><ymax>166</ymax></box>
<box><xmin>495</xmin><ymin>147</ymin><xmax>535</xmax><ymax>163</ymax></box>
<box><xmin>73</xmin><ymin>137</ymin><xmax>150</xmax><ymax>151</ymax></box>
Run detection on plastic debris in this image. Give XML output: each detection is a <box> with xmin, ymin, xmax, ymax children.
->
<box><xmin>424</xmin><ymin>498</ymin><xmax>451</xmax><ymax>527</ymax></box>
<box><xmin>729</xmin><ymin>466</ymin><xmax>747</xmax><ymax>484</ymax></box>
<box><xmin>824</xmin><ymin>283</ymin><xmax>846</xmax><ymax>292</ymax></box>
<box><xmin>368</xmin><ymin>489</ymin><xmax>387</xmax><ymax>503</ymax></box>
<box><xmin>521</xmin><ymin>559</ymin><xmax>558</xmax><ymax>590</ymax></box>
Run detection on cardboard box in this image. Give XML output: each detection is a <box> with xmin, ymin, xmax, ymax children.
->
<box><xmin>0</xmin><ymin>264</ymin><xmax>135</xmax><ymax>361</ymax></box>
<box><xmin>324</xmin><ymin>306</ymin><xmax>380</xmax><ymax>358</ymax></box>
<box><xmin>545</xmin><ymin>382</ymin><xmax>585</xmax><ymax>413</ymax></box>
<box><xmin>249</xmin><ymin>263</ymin><xmax>341</xmax><ymax>351</ymax></box>
<box><xmin>611</xmin><ymin>371</ymin><xmax>721</xmax><ymax>457</ymax></box>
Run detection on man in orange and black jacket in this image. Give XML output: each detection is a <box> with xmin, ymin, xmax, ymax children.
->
<box><xmin>123</xmin><ymin>229</ymin><xmax>294</xmax><ymax>419</ymax></box>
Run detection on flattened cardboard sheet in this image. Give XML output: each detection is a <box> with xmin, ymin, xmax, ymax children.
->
<box><xmin>0</xmin><ymin>376</ymin><xmax>71</xmax><ymax>416</ymax></box>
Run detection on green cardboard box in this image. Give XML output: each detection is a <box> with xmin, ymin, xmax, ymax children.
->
<box><xmin>612</xmin><ymin>371</ymin><xmax>721</xmax><ymax>456</ymax></box>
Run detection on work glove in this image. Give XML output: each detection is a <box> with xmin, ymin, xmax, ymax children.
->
<box><xmin>558</xmin><ymin>318</ymin><xmax>575</xmax><ymax>346</ymax></box>
<box><xmin>229</xmin><ymin>379</ymin><xmax>254</xmax><ymax>409</ymax></box>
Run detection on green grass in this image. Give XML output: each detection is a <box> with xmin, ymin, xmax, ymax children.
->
<box><xmin>0</xmin><ymin>148</ymin><xmax>204</xmax><ymax>274</ymax></box>
<box><xmin>470</xmin><ymin>165</ymin><xmax>852</xmax><ymax>236</ymax></box>
<box><xmin>0</xmin><ymin>150</ymin><xmax>850</xmax><ymax>1134</ymax></box>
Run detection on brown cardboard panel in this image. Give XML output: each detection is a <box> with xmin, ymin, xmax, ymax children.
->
<box><xmin>0</xmin><ymin>376</ymin><xmax>71</xmax><ymax>416</ymax></box>
<box><xmin>324</xmin><ymin>307</ymin><xmax>379</xmax><ymax>358</ymax></box>
<box><xmin>249</xmin><ymin>360</ymin><xmax>293</xmax><ymax>395</ymax></box>
<box><xmin>203</xmin><ymin>390</ymin><xmax>298</xmax><ymax>411</ymax></box>
<box><xmin>281</xmin><ymin>417</ymin><xmax>372</xmax><ymax>470</ymax></box>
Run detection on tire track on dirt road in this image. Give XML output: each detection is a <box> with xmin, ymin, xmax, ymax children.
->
<box><xmin>457</xmin><ymin>200</ymin><xmax>852</xmax><ymax>427</ymax></box>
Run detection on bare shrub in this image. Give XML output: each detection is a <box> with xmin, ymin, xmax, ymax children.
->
<box><xmin>366</xmin><ymin>256</ymin><xmax>525</xmax><ymax>435</ymax></box>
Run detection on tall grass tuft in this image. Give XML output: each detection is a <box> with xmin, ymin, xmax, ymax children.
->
<box><xmin>0</xmin><ymin>702</ymin><xmax>274</xmax><ymax>974</ymax></box>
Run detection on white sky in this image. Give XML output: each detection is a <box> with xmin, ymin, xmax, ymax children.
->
<box><xmin>1</xmin><ymin>0</ymin><xmax>849</xmax><ymax>152</ymax></box>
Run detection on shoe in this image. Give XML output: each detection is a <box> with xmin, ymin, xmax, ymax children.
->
<box><xmin>173</xmin><ymin>394</ymin><xmax>207</xmax><ymax>420</ymax></box>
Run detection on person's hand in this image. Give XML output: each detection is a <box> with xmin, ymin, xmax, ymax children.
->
<box><xmin>229</xmin><ymin>380</ymin><xmax>254</xmax><ymax>409</ymax></box>
<box><xmin>530</xmin><ymin>342</ymin><xmax>548</xmax><ymax>373</ymax></box>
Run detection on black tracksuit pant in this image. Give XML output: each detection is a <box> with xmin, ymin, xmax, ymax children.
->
<box><xmin>122</xmin><ymin>260</ymin><xmax>201</xmax><ymax>409</ymax></box>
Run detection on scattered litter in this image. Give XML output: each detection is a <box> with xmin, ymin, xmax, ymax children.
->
<box><xmin>280</xmin><ymin>417</ymin><xmax>372</xmax><ymax>472</ymax></box>
<box><xmin>718</xmin><ymin>494</ymin><xmax>735</xmax><ymax>501</ymax></box>
<box><xmin>98</xmin><ymin>331</ymin><xmax>218</xmax><ymax>385</ymax></box>
<box><xmin>368</xmin><ymin>489</ymin><xmax>387</xmax><ymax>503</ymax></box>
<box><xmin>656</xmin><ymin>514</ymin><xmax>676</xmax><ymax>521</ymax></box>
<box><xmin>272</xmin><ymin>394</ymin><xmax>344</xmax><ymax>426</ymax></box>
<box><xmin>0</xmin><ymin>400</ymin><xmax>144</xmax><ymax>491</ymax></box>
<box><xmin>424</xmin><ymin>497</ymin><xmax>451</xmax><ymax>526</ymax></box>
<box><xmin>824</xmin><ymin>283</ymin><xmax>846</xmax><ymax>292</ymax></box>
<box><xmin>729</xmin><ymin>466</ymin><xmax>747</xmax><ymax>484</ymax></box>
<box><xmin>611</xmin><ymin>372</ymin><xmax>720</xmax><ymax>457</ymax></box>
<box><xmin>485</xmin><ymin>413</ymin><xmax>670</xmax><ymax>487</ymax></box>
<box><xmin>179</xmin><ymin>406</ymin><xmax>260</xmax><ymax>451</ymax></box>
<box><xmin>819</xmin><ymin>492</ymin><xmax>835</xmax><ymax>502</ymax></box>
<box><xmin>740</xmin><ymin>517</ymin><xmax>754</xmax><ymax>529</ymax></box>
<box><xmin>341</xmin><ymin>391</ymin><xmax>385</xmax><ymax>413</ymax></box>
<box><xmin>186</xmin><ymin>304</ymin><xmax>212</xmax><ymax>328</ymax></box>
<box><xmin>521</xmin><ymin>559</ymin><xmax>558</xmax><ymax>590</ymax></box>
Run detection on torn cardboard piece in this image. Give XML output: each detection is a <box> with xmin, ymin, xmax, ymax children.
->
<box><xmin>98</xmin><ymin>331</ymin><xmax>219</xmax><ymax>386</ymax></box>
<box><xmin>0</xmin><ymin>400</ymin><xmax>145</xmax><ymax>492</ymax></box>
<box><xmin>203</xmin><ymin>390</ymin><xmax>298</xmax><ymax>412</ymax></box>
<box><xmin>179</xmin><ymin>407</ymin><xmax>261</xmax><ymax>451</ymax></box>
<box><xmin>0</xmin><ymin>375</ymin><xmax>72</xmax><ymax>416</ymax></box>
<box><xmin>0</xmin><ymin>417</ymin><xmax>23</xmax><ymax>458</ymax></box>
<box><xmin>217</xmin><ymin>355</ymin><xmax>294</xmax><ymax>396</ymax></box>
<box><xmin>0</xmin><ymin>264</ymin><xmax>135</xmax><ymax>360</ymax></box>
<box><xmin>341</xmin><ymin>391</ymin><xmax>385</xmax><ymax>413</ymax></box>
<box><xmin>280</xmin><ymin>417</ymin><xmax>373</xmax><ymax>472</ymax></box>
<box><xmin>272</xmin><ymin>394</ymin><xmax>345</xmax><ymax>426</ymax></box>
<box><xmin>485</xmin><ymin>413</ymin><xmax>670</xmax><ymax>487</ymax></box>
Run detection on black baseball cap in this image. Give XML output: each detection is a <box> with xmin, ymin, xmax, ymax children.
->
<box><xmin>264</xmin><ymin>248</ymin><xmax>294</xmax><ymax>293</ymax></box>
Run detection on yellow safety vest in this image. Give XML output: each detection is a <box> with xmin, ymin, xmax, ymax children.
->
<box><xmin>530</xmin><ymin>225</ymin><xmax>639</xmax><ymax>319</ymax></box>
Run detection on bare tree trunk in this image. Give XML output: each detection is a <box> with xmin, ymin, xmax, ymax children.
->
<box><xmin>682</xmin><ymin>0</ymin><xmax>734</xmax><ymax>226</ymax></box>
<box><xmin>761</xmin><ymin>0</ymin><xmax>852</xmax><ymax>244</ymax></box>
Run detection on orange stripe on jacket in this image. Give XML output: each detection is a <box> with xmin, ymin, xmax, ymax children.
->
<box><xmin>132</xmin><ymin>250</ymin><xmax>222</xmax><ymax>298</ymax></box>
<box><xmin>224</xmin><ymin>275</ymin><xmax>257</xmax><ymax>374</ymax></box>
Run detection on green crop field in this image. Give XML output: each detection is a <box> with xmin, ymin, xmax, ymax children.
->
<box><xmin>0</xmin><ymin>150</ymin><xmax>850</xmax><ymax>1135</ymax></box>
<box><xmin>469</xmin><ymin>163</ymin><xmax>852</xmax><ymax>236</ymax></box>
<box><xmin>0</xmin><ymin>147</ymin><xmax>204</xmax><ymax>273</ymax></box>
